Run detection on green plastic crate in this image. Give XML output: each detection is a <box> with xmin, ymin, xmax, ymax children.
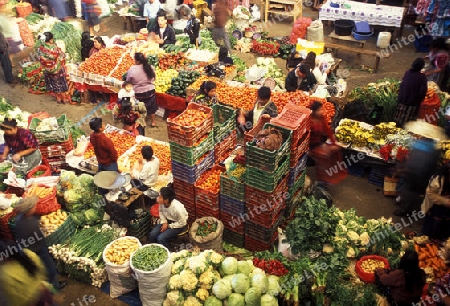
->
<box><xmin>220</xmin><ymin>172</ymin><xmax>245</xmax><ymax>202</ymax></box>
<box><xmin>288</xmin><ymin>170</ymin><xmax>306</xmax><ymax>200</ymax></box>
<box><xmin>45</xmin><ymin>215</ymin><xmax>76</xmax><ymax>246</ymax></box>
<box><xmin>246</xmin><ymin>155</ymin><xmax>290</xmax><ymax>192</ymax></box>
<box><xmin>246</xmin><ymin>123</ymin><xmax>292</xmax><ymax>172</ymax></box>
<box><xmin>29</xmin><ymin>115</ymin><xmax>70</xmax><ymax>143</ymax></box>
<box><xmin>170</xmin><ymin>132</ymin><xmax>214</xmax><ymax>166</ymax></box>
<box><xmin>213</xmin><ymin>104</ymin><xmax>236</xmax><ymax>144</ymax></box>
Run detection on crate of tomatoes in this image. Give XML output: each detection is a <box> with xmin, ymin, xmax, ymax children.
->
<box><xmin>194</xmin><ymin>165</ymin><xmax>224</xmax><ymax>210</ymax></box>
<box><xmin>167</xmin><ymin>103</ymin><xmax>213</xmax><ymax>147</ymax></box>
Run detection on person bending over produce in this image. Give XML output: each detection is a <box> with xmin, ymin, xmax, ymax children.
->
<box><xmin>148</xmin><ymin>187</ymin><xmax>188</xmax><ymax>247</ymax></box>
<box><xmin>131</xmin><ymin>145</ymin><xmax>160</xmax><ymax>189</ymax></box>
<box><xmin>150</xmin><ymin>12</ymin><xmax>176</xmax><ymax>48</ymax></box>
<box><xmin>144</xmin><ymin>0</ymin><xmax>161</xmax><ymax>33</ymax></box>
<box><xmin>237</xmin><ymin>86</ymin><xmax>278</xmax><ymax>133</ymax></box>
<box><xmin>89</xmin><ymin>117</ymin><xmax>118</xmax><ymax>172</ymax></box>
<box><xmin>286</xmin><ymin>50</ymin><xmax>303</xmax><ymax>72</ymax></box>
<box><xmin>14</xmin><ymin>196</ymin><xmax>67</xmax><ymax>291</ymax></box>
<box><xmin>37</xmin><ymin>32</ymin><xmax>70</xmax><ymax>104</ymax></box>
<box><xmin>285</xmin><ymin>63</ymin><xmax>317</xmax><ymax>93</ymax></box>
<box><xmin>0</xmin><ymin>118</ymin><xmax>42</xmax><ymax>175</ymax></box>
<box><xmin>0</xmin><ymin>240</ymin><xmax>55</xmax><ymax>305</ymax></box>
<box><xmin>375</xmin><ymin>250</ymin><xmax>425</xmax><ymax>306</ymax></box>
<box><xmin>193</xmin><ymin>81</ymin><xmax>217</xmax><ymax>107</ymax></box>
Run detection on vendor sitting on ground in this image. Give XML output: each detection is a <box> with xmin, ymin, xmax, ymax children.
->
<box><xmin>131</xmin><ymin>145</ymin><xmax>160</xmax><ymax>189</ymax></box>
<box><xmin>285</xmin><ymin>63</ymin><xmax>317</xmax><ymax>93</ymax></box>
<box><xmin>0</xmin><ymin>118</ymin><xmax>41</xmax><ymax>174</ymax></box>
<box><xmin>375</xmin><ymin>250</ymin><xmax>425</xmax><ymax>306</ymax></box>
<box><xmin>237</xmin><ymin>86</ymin><xmax>278</xmax><ymax>132</ymax></box>
<box><xmin>192</xmin><ymin>81</ymin><xmax>217</xmax><ymax>107</ymax></box>
<box><xmin>148</xmin><ymin>187</ymin><xmax>188</xmax><ymax>247</ymax></box>
<box><xmin>150</xmin><ymin>11</ymin><xmax>176</xmax><ymax>48</ymax></box>
<box><xmin>89</xmin><ymin>117</ymin><xmax>118</xmax><ymax>172</ymax></box>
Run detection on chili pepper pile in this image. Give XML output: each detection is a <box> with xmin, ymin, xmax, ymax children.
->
<box><xmin>253</xmin><ymin>257</ymin><xmax>289</xmax><ymax>277</ymax></box>
<box><xmin>252</xmin><ymin>39</ymin><xmax>280</xmax><ymax>56</ymax></box>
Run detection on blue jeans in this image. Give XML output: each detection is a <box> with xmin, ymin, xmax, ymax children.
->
<box><xmin>36</xmin><ymin>246</ymin><xmax>58</xmax><ymax>289</ymax></box>
<box><xmin>98</xmin><ymin>162</ymin><xmax>118</xmax><ymax>172</ymax></box>
<box><xmin>148</xmin><ymin>224</ymin><xmax>187</xmax><ymax>248</ymax></box>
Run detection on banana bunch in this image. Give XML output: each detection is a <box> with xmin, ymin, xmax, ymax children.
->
<box><xmin>441</xmin><ymin>142</ymin><xmax>450</xmax><ymax>160</ymax></box>
<box><xmin>372</xmin><ymin>122</ymin><xmax>398</xmax><ymax>140</ymax></box>
<box><xmin>155</xmin><ymin>68</ymin><xmax>179</xmax><ymax>93</ymax></box>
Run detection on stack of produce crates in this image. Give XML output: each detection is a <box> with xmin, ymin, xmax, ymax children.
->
<box><xmin>29</xmin><ymin>115</ymin><xmax>73</xmax><ymax>171</ymax></box>
<box><xmin>194</xmin><ymin>165</ymin><xmax>224</xmax><ymax>220</ymax></box>
<box><xmin>244</xmin><ymin>123</ymin><xmax>292</xmax><ymax>252</ymax></box>
<box><xmin>168</xmin><ymin>103</ymin><xmax>214</xmax><ymax>225</ymax></box>
<box><xmin>271</xmin><ymin>104</ymin><xmax>311</xmax><ymax>219</ymax></box>
<box><xmin>212</xmin><ymin>104</ymin><xmax>237</xmax><ymax>163</ymax></box>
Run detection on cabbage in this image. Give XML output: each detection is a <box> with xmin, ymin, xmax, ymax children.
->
<box><xmin>212</xmin><ymin>279</ymin><xmax>232</xmax><ymax>300</ymax></box>
<box><xmin>59</xmin><ymin>170</ymin><xmax>76</xmax><ymax>188</ymax></box>
<box><xmin>249</xmin><ymin>268</ymin><xmax>265</xmax><ymax>278</ymax></box>
<box><xmin>267</xmin><ymin>275</ymin><xmax>281</xmax><ymax>296</ymax></box>
<box><xmin>84</xmin><ymin>208</ymin><xmax>102</xmax><ymax>225</ymax></box>
<box><xmin>223</xmin><ymin>274</ymin><xmax>234</xmax><ymax>283</ymax></box>
<box><xmin>75</xmin><ymin>173</ymin><xmax>95</xmax><ymax>188</ymax></box>
<box><xmin>231</xmin><ymin>273</ymin><xmax>250</xmax><ymax>294</ymax></box>
<box><xmin>71</xmin><ymin>212</ymin><xmax>86</xmax><ymax>226</ymax></box>
<box><xmin>221</xmin><ymin>257</ymin><xmax>238</xmax><ymax>275</ymax></box>
<box><xmin>64</xmin><ymin>189</ymin><xmax>82</xmax><ymax>204</ymax></box>
<box><xmin>237</xmin><ymin>261</ymin><xmax>252</xmax><ymax>276</ymax></box>
<box><xmin>204</xmin><ymin>296</ymin><xmax>222</xmax><ymax>306</ymax></box>
<box><xmin>245</xmin><ymin>287</ymin><xmax>261</xmax><ymax>306</ymax></box>
<box><xmin>261</xmin><ymin>294</ymin><xmax>278</xmax><ymax>306</ymax></box>
<box><xmin>228</xmin><ymin>293</ymin><xmax>245</xmax><ymax>306</ymax></box>
<box><xmin>251</xmin><ymin>273</ymin><xmax>269</xmax><ymax>294</ymax></box>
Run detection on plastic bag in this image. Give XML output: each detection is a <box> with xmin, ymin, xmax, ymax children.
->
<box><xmin>74</xmin><ymin>136</ymin><xmax>89</xmax><ymax>157</ymax></box>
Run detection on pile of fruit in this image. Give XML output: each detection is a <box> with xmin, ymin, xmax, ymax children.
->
<box><xmin>155</xmin><ymin>68</ymin><xmax>179</xmax><ymax>93</ymax></box>
<box><xmin>104</xmin><ymin>237</ymin><xmax>140</xmax><ymax>265</ymax></box>
<box><xmin>122</xmin><ymin>140</ymin><xmax>171</xmax><ymax>174</ymax></box>
<box><xmin>84</xmin><ymin>131</ymin><xmax>136</xmax><ymax>159</ymax></box>
<box><xmin>166</xmin><ymin>70</ymin><xmax>201</xmax><ymax>98</ymax></box>
<box><xmin>79</xmin><ymin>47</ymin><xmax>126</xmax><ymax>76</ymax></box>
<box><xmin>196</xmin><ymin>168</ymin><xmax>222</xmax><ymax>193</ymax></box>
<box><xmin>110</xmin><ymin>53</ymin><xmax>135</xmax><ymax>80</ymax></box>
<box><xmin>158</xmin><ymin>52</ymin><xmax>188</xmax><ymax>70</ymax></box>
<box><xmin>172</xmin><ymin>109</ymin><xmax>209</xmax><ymax>127</ymax></box>
<box><xmin>40</xmin><ymin>209</ymin><xmax>68</xmax><ymax>236</ymax></box>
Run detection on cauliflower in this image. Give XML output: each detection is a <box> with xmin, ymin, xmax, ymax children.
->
<box><xmin>164</xmin><ymin>290</ymin><xmax>185</xmax><ymax>306</ymax></box>
<box><xmin>196</xmin><ymin>288</ymin><xmax>209</xmax><ymax>301</ymax></box>
<box><xmin>184</xmin><ymin>296</ymin><xmax>202</xmax><ymax>306</ymax></box>
<box><xmin>186</xmin><ymin>255</ymin><xmax>208</xmax><ymax>274</ymax></box>
<box><xmin>172</xmin><ymin>259</ymin><xmax>187</xmax><ymax>274</ymax></box>
<box><xmin>172</xmin><ymin>249</ymin><xmax>190</xmax><ymax>262</ymax></box>
<box><xmin>322</xmin><ymin>244</ymin><xmax>334</xmax><ymax>253</ymax></box>
<box><xmin>180</xmin><ymin>270</ymin><xmax>198</xmax><ymax>291</ymax></box>
<box><xmin>199</xmin><ymin>268</ymin><xmax>220</xmax><ymax>290</ymax></box>
<box><xmin>346</xmin><ymin>247</ymin><xmax>356</xmax><ymax>258</ymax></box>
<box><xmin>347</xmin><ymin>230</ymin><xmax>360</xmax><ymax>242</ymax></box>
<box><xmin>168</xmin><ymin>274</ymin><xmax>182</xmax><ymax>290</ymax></box>
<box><xmin>204</xmin><ymin>250</ymin><xmax>224</xmax><ymax>265</ymax></box>
<box><xmin>359</xmin><ymin>232</ymin><xmax>370</xmax><ymax>246</ymax></box>
<box><xmin>335</xmin><ymin>209</ymin><xmax>345</xmax><ymax>219</ymax></box>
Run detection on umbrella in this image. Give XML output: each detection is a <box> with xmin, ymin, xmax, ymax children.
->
<box><xmin>404</xmin><ymin>120</ymin><xmax>447</xmax><ymax>141</ymax></box>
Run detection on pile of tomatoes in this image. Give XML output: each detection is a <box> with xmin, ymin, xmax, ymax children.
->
<box><xmin>79</xmin><ymin>47</ymin><xmax>126</xmax><ymax>77</ymax></box>
<box><xmin>84</xmin><ymin>131</ymin><xmax>136</xmax><ymax>160</ymax></box>
<box><xmin>110</xmin><ymin>54</ymin><xmax>135</xmax><ymax>80</ymax></box>
<box><xmin>196</xmin><ymin>168</ymin><xmax>223</xmax><ymax>193</ymax></box>
<box><xmin>172</xmin><ymin>109</ymin><xmax>209</xmax><ymax>127</ymax></box>
<box><xmin>130</xmin><ymin>141</ymin><xmax>171</xmax><ymax>175</ymax></box>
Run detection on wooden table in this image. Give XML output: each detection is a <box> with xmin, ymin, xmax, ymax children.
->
<box><xmin>329</xmin><ymin>31</ymin><xmax>366</xmax><ymax>48</ymax></box>
<box><xmin>324</xmin><ymin>41</ymin><xmax>382</xmax><ymax>72</ymax></box>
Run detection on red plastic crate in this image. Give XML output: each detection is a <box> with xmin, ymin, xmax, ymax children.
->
<box><xmin>173</xmin><ymin>178</ymin><xmax>196</xmax><ymax>200</ymax></box>
<box><xmin>290</xmin><ymin>132</ymin><xmax>310</xmax><ymax>167</ymax></box>
<box><xmin>221</xmin><ymin>210</ymin><xmax>245</xmax><ymax>234</ymax></box>
<box><xmin>214</xmin><ymin>131</ymin><xmax>236</xmax><ymax>162</ymax></box>
<box><xmin>39</xmin><ymin>135</ymin><xmax>74</xmax><ymax>159</ymax></box>
<box><xmin>46</xmin><ymin>157</ymin><xmax>66</xmax><ymax>171</ymax></box>
<box><xmin>246</xmin><ymin>201</ymin><xmax>286</xmax><ymax>228</ymax></box>
<box><xmin>245</xmin><ymin>175</ymin><xmax>288</xmax><ymax>208</ymax></box>
<box><xmin>167</xmin><ymin>103</ymin><xmax>213</xmax><ymax>147</ymax></box>
<box><xmin>0</xmin><ymin>211</ymin><xmax>17</xmax><ymax>241</ymax></box>
<box><xmin>245</xmin><ymin>230</ymin><xmax>278</xmax><ymax>252</ymax></box>
<box><xmin>270</xmin><ymin>104</ymin><xmax>311</xmax><ymax>150</ymax></box>
<box><xmin>196</xmin><ymin>203</ymin><xmax>220</xmax><ymax>220</ymax></box>
<box><xmin>194</xmin><ymin>165</ymin><xmax>224</xmax><ymax>209</ymax></box>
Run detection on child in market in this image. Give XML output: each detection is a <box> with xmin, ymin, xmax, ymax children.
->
<box><xmin>89</xmin><ymin>117</ymin><xmax>118</xmax><ymax>172</ymax></box>
<box><xmin>118</xmin><ymin>99</ymin><xmax>144</xmax><ymax>136</ymax></box>
<box><xmin>118</xmin><ymin>81</ymin><xmax>136</xmax><ymax>103</ymax></box>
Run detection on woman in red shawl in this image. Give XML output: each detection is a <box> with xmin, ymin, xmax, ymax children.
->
<box><xmin>309</xmin><ymin>101</ymin><xmax>346</xmax><ymax>187</ymax></box>
<box><xmin>37</xmin><ymin>32</ymin><xmax>69</xmax><ymax>104</ymax></box>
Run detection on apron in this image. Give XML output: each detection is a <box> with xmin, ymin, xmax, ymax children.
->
<box><xmin>12</xmin><ymin>150</ymin><xmax>42</xmax><ymax>175</ymax></box>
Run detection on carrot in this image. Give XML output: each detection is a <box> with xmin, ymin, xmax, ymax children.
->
<box><xmin>419</xmin><ymin>252</ymin><xmax>429</xmax><ymax>261</ymax></box>
<box><xmin>414</xmin><ymin>244</ymin><xmax>420</xmax><ymax>253</ymax></box>
<box><xmin>427</xmin><ymin>244</ymin><xmax>437</xmax><ymax>257</ymax></box>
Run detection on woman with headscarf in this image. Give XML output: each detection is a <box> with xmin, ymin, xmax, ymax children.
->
<box><xmin>375</xmin><ymin>250</ymin><xmax>425</xmax><ymax>306</ymax></box>
<box><xmin>0</xmin><ymin>240</ymin><xmax>55</xmax><ymax>305</ymax></box>
<box><xmin>192</xmin><ymin>81</ymin><xmax>217</xmax><ymax>107</ymax></box>
<box><xmin>37</xmin><ymin>32</ymin><xmax>69</xmax><ymax>104</ymax></box>
<box><xmin>126</xmin><ymin>52</ymin><xmax>157</xmax><ymax>127</ymax></box>
<box><xmin>89</xmin><ymin>36</ymin><xmax>106</xmax><ymax>57</ymax></box>
<box><xmin>393</xmin><ymin>58</ymin><xmax>428</xmax><ymax>127</ymax></box>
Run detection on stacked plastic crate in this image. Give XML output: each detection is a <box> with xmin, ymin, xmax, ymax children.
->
<box><xmin>29</xmin><ymin>115</ymin><xmax>73</xmax><ymax>171</ymax></box>
<box><xmin>271</xmin><ymin>104</ymin><xmax>311</xmax><ymax>219</ymax></box>
<box><xmin>212</xmin><ymin>104</ymin><xmax>237</xmax><ymax>163</ymax></box>
<box><xmin>168</xmin><ymin>103</ymin><xmax>214</xmax><ymax>225</ymax></box>
<box><xmin>244</xmin><ymin>123</ymin><xmax>292</xmax><ymax>252</ymax></box>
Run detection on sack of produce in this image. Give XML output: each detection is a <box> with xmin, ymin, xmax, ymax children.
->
<box><xmin>26</xmin><ymin>164</ymin><xmax>51</xmax><ymax>179</ymax></box>
<box><xmin>306</xmin><ymin>20</ymin><xmax>324</xmax><ymax>42</ymax></box>
<box><xmin>189</xmin><ymin>217</ymin><xmax>224</xmax><ymax>252</ymax></box>
<box><xmin>130</xmin><ymin>244</ymin><xmax>173</xmax><ymax>306</ymax></box>
<box><xmin>254</xmin><ymin>128</ymin><xmax>282</xmax><ymax>151</ymax></box>
<box><xmin>103</xmin><ymin>236</ymin><xmax>142</xmax><ymax>298</ymax></box>
<box><xmin>27</xmin><ymin>185</ymin><xmax>61</xmax><ymax>215</ymax></box>
<box><xmin>16</xmin><ymin>18</ymin><xmax>34</xmax><ymax>47</ymax></box>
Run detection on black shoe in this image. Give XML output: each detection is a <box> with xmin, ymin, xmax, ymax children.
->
<box><xmin>394</xmin><ymin>209</ymin><xmax>407</xmax><ymax>216</ymax></box>
<box><xmin>57</xmin><ymin>281</ymin><xmax>67</xmax><ymax>290</ymax></box>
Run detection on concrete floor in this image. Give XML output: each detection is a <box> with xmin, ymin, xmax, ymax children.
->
<box><xmin>0</xmin><ymin>7</ymin><xmax>425</xmax><ymax>305</ymax></box>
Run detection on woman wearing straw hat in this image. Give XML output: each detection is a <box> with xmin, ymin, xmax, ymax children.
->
<box><xmin>0</xmin><ymin>118</ymin><xmax>42</xmax><ymax>175</ymax></box>
<box><xmin>14</xmin><ymin>196</ymin><xmax>66</xmax><ymax>291</ymax></box>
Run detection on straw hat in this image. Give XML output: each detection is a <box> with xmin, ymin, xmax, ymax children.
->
<box><xmin>15</xmin><ymin>196</ymin><xmax>39</xmax><ymax>214</ymax></box>
<box><xmin>93</xmin><ymin>171</ymin><xmax>130</xmax><ymax>189</ymax></box>
<box><xmin>404</xmin><ymin>120</ymin><xmax>447</xmax><ymax>141</ymax></box>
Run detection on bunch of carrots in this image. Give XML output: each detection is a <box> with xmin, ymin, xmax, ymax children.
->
<box><xmin>26</xmin><ymin>184</ymin><xmax>54</xmax><ymax>199</ymax></box>
<box><xmin>415</xmin><ymin>243</ymin><xmax>449</xmax><ymax>279</ymax></box>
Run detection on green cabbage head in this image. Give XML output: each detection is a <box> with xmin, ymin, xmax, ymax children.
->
<box><xmin>212</xmin><ymin>279</ymin><xmax>232</xmax><ymax>300</ymax></box>
<box><xmin>231</xmin><ymin>273</ymin><xmax>250</xmax><ymax>294</ymax></box>
<box><xmin>228</xmin><ymin>293</ymin><xmax>245</xmax><ymax>306</ymax></box>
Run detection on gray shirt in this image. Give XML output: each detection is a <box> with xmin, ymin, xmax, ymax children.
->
<box><xmin>15</xmin><ymin>215</ymin><xmax>46</xmax><ymax>253</ymax></box>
